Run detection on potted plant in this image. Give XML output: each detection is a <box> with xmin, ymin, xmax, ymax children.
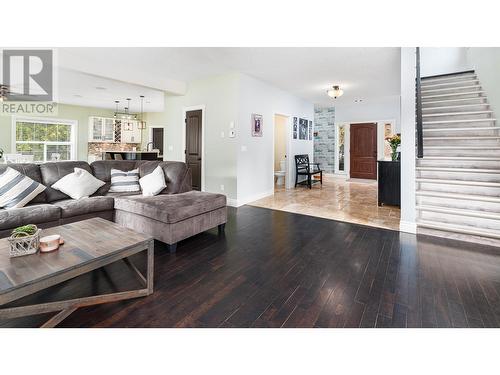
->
<box><xmin>385</xmin><ymin>134</ymin><xmax>401</xmax><ymax>161</ymax></box>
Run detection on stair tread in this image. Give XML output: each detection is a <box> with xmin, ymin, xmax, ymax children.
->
<box><xmin>422</xmin><ymin>91</ymin><xmax>485</xmax><ymax>99</ymax></box>
<box><xmin>422</xmin><ymin>98</ymin><xmax>487</xmax><ymax>105</ymax></box>
<box><xmin>417</xmin><ymin>220</ymin><xmax>500</xmax><ymax>239</ymax></box>
<box><xmin>423</xmin><ymin>136</ymin><xmax>500</xmax><ymax>140</ymax></box>
<box><xmin>422</xmin><ymin>74</ymin><xmax>476</xmax><ymax>83</ymax></box>
<box><xmin>422</xmin><ymin>110</ymin><xmax>493</xmax><ymax>117</ymax></box>
<box><xmin>416</xmin><ymin>190</ymin><xmax>500</xmax><ymax>203</ymax></box>
<box><xmin>422</xmin><ymin>104</ymin><xmax>490</xmax><ymax>111</ymax></box>
<box><xmin>421</xmin><ymin>85</ymin><xmax>482</xmax><ymax>93</ymax></box>
<box><xmin>425</xmin><ymin>146</ymin><xmax>500</xmax><ymax>149</ymax></box>
<box><xmin>416</xmin><ymin>178</ymin><xmax>500</xmax><ymax>187</ymax></box>
<box><xmin>416</xmin><ymin>167</ymin><xmax>500</xmax><ymax>173</ymax></box>
<box><xmin>423</xmin><ymin>118</ymin><xmax>496</xmax><ymax>124</ymax></box>
<box><xmin>421</xmin><ymin>156</ymin><xmax>500</xmax><ymax>160</ymax></box>
<box><xmin>417</xmin><ymin>205</ymin><xmax>500</xmax><ymax>220</ymax></box>
<box><xmin>421</xmin><ymin>79</ymin><xmax>479</xmax><ymax>88</ymax></box>
<box><xmin>423</xmin><ymin>126</ymin><xmax>500</xmax><ymax>132</ymax></box>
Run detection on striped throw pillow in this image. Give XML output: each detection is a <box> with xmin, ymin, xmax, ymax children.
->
<box><xmin>109</xmin><ymin>168</ymin><xmax>141</xmax><ymax>193</ymax></box>
<box><xmin>0</xmin><ymin>167</ymin><xmax>46</xmax><ymax>209</ymax></box>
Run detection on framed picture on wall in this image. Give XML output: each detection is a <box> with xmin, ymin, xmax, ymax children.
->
<box><xmin>251</xmin><ymin>114</ymin><xmax>263</xmax><ymax>137</ymax></box>
<box><xmin>299</xmin><ymin>118</ymin><xmax>308</xmax><ymax>140</ymax></box>
<box><xmin>293</xmin><ymin>117</ymin><xmax>298</xmax><ymax>132</ymax></box>
<box><xmin>293</xmin><ymin>131</ymin><xmax>297</xmax><ymax>139</ymax></box>
<box><xmin>308</xmin><ymin>120</ymin><xmax>312</xmax><ymax>140</ymax></box>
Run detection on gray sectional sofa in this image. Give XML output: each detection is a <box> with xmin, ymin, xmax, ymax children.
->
<box><xmin>0</xmin><ymin>160</ymin><xmax>227</xmax><ymax>252</ymax></box>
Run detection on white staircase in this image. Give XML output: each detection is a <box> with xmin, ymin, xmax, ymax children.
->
<box><xmin>416</xmin><ymin>71</ymin><xmax>500</xmax><ymax>246</ymax></box>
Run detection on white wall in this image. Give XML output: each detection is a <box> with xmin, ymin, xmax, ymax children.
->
<box><xmin>334</xmin><ymin>95</ymin><xmax>401</xmax><ymax>132</ymax></box>
<box><xmin>467</xmin><ymin>48</ymin><xmax>500</xmax><ymax>117</ymax></box>
<box><xmin>145</xmin><ymin>73</ymin><xmax>240</xmax><ymax>200</ymax></box>
<box><xmin>420</xmin><ymin>47</ymin><xmax>471</xmax><ymax>77</ymax></box>
<box><xmin>237</xmin><ymin>74</ymin><xmax>314</xmax><ymax>205</ymax></box>
<box><xmin>400</xmin><ymin>47</ymin><xmax>417</xmax><ymax>233</ymax></box>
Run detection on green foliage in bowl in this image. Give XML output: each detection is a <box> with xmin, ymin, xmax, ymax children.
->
<box><xmin>11</xmin><ymin>224</ymin><xmax>38</xmax><ymax>238</ymax></box>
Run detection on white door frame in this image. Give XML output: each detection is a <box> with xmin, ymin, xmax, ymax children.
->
<box><xmin>182</xmin><ymin>105</ymin><xmax>206</xmax><ymax>191</ymax></box>
<box><xmin>337</xmin><ymin>118</ymin><xmax>396</xmax><ymax>179</ymax></box>
<box><xmin>272</xmin><ymin>112</ymin><xmax>292</xmax><ymax>190</ymax></box>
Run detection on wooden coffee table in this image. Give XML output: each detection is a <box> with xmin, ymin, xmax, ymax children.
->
<box><xmin>0</xmin><ymin>218</ymin><xmax>154</xmax><ymax>327</ymax></box>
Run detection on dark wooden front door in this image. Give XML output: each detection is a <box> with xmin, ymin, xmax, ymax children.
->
<box><xmin>350</xmin><ymin>123</ymin><xmax>377</xmax><ymax>179</ymax></box>
<box><xmin>185</xmin><ymin>110</ymin><xmax>202</xmax><ymax>190</ymax></box>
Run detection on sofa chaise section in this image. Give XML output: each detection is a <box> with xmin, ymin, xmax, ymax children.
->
<box><xmin>114</xmin><ymin>191</ymin><xmax>227</xmax><ymax>252</ymax></box>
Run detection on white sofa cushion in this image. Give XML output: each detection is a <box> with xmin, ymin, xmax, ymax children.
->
<box><xmin>51</xmin><ymin>167</ymin><xmax>105</xmax><ymax>200</ymax></box>
<box><xmin>139</xmin><ymin>165</ymin><xmax>166</xmax><ymax>196</ymax></box>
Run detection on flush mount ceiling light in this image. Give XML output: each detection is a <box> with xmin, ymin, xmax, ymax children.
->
<box><xmin>326</xmin><ymin>85</ymin><xmax>344</xmax><ymax>99</ymax></box>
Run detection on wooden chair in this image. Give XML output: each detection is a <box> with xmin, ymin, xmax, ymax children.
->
<box><xmin>294</xmin><ymin>154</ymin><xmax>322</xmax><ymax>189</ymax></box>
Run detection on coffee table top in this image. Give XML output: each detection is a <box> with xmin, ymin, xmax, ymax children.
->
<box><xmin>0</xmin><ymin>218</ymin><xmax>152</xmax><ymax>298</ymax></box>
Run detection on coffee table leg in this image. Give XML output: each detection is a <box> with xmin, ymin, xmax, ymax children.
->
<box><xmin>147</xmin><ymin>240</ymin><xmax>154</xmax><ymax>295</ymax></box>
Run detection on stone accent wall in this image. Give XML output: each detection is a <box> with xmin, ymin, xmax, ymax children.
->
<box><xmin>313</xmin><ymin>106</ymin><xmax>335</xmax><ymax>174</ymax></box>
<box><xmin>87</xmin><ymin>142</ymin><xmax>138</xmax><ymax>161</ymax></box>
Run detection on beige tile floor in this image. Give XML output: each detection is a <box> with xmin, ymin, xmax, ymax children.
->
<box><xmin>248</xmin><ymin>175</ymin><xmax>401</xmax><ymax>231</ymax></box>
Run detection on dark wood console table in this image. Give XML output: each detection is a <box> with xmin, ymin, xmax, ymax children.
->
<box><xmin>377</xmin><ymin>160</ymin><xmax>400</xmax><ymax>207</ymax></box>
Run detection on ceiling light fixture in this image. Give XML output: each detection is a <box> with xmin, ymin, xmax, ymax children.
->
<box><xmin>137</xmin><ymin>95</ymin><xmax>147</xmax><ymax>130</ymax></box>
<box><xmin>326</xmin><ymin>85</ymin><xmax>344</xmax><ymax>99</ymax></box>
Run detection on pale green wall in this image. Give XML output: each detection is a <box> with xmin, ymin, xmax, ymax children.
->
<box><xmin>0</xmin><ymin>103</ymin><xmax>115</xmax><ymax>161</ymax></box>
<box><xmin>143</xmin><ymin>73</ymin><xmax>240</xmax><ymax>200</ymax></box>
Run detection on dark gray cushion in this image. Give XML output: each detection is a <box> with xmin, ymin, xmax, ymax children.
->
<box><xmin>91</xmin><ymin>160</ymin><xmax>139</xmax><ymax>196</ymax></box>
<box><xmin>114</xmin><ymin>191</ymin><xmax>226</xmax><ymax>224</ymax></box>
<box><xmin>52</xmin><ymin>196</ymin><xmax>115</xmax><ymax>218</ymax></box>
<box><xmin>0</xmin><ymin>163</ymin><xmax>46</xmax><ymax>204</ymax></box>
<box><xmin>40</xmin><ymin>161</ymin><xmax>92</xmax><ymax>202</ymax></box>
<box><xmin>138</xmin><ymin>161</ymin><xmax>191</xmax><ymax>194</ymax></box>
<box><xmin>0</xmin><ymin>204</ymin><xmax>61</xmax><ymax>230</ymax></box>
<box><xmin>105</xmin><ymin>191</ymin><xmax>141</xmax><ymax>198</ymax></box>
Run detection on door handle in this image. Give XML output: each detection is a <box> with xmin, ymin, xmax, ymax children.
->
<box><xmin>197</xmin><ymin>157</ymin><xmax>201</xmax><ymax>161</ymax></box>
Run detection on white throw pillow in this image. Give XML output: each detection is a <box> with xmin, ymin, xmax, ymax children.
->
<box><xmin>139</xmin><ymin>166</ymin><xmax>166</xmax><ymax>196</ymax></box>
<box><xmin>51</xmin><ymin>167</ymin><xmax>105</xmax><ymax>200</ymax></box>
<box><xmin>0</xmin><ymin>167</ymin><xmax>46</xmax><ymax>209</ymax></box>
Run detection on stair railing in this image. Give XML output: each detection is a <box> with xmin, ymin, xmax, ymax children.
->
<box><xmin>416</xmin><ymin>47</ymin><xmax>424</xmax><ymax>158</ymax></box>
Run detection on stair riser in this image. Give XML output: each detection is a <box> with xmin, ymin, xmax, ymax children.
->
<box><xmin>422</xmin><ymin>104</ymin><xmax>490</xmax><ymax>114</ymax></box>
<box><xmin>417</xmin><ymin>182</ymin><xmax>500</xmax><ymax>197</ymax></box>
<box><xmin>423</xmin><ymin>139</ymin><xmax>500</xmax><ymax>147</ymax></box>
<box><xmin>421</xmin><ymin>75</ymin><xmax>477</xmax><ymax>85</ymax></box>
<box><xmin>417</xmin><ymin>159</ymin><xmax>500</xmax><ymax>169</ymax></box>
<box><xmin>417</xmin><ymin>226</ymin><xmax>500</xmax><ymax>248</ymax></box>
<box><xmin>422</xmin><ymin>98</ymin><xmax>488</xmax><ymax>108</ymax></box>
<box><xmin>422</xmin><ymin>93</ymin><xmax>485</xmax><ymax>101</ymax></box>
<box><xmin>421</xmin><ymin>80</ymin><xmax>479</xmax><ymax>90</ymax></box>
<box><xmin>423</xmin><ymin>113</ymin><xmax>492</xmax><ymax>121</ymax></box>
<box><xmin>422</xmin><ymin>87</ymin><xmax>483</xmax><ymax>96</ymax></box>
<box><xmin>417</xmin><ymin>170</ymin><xmax>500</xmax><ymax>182</ymax></box>
<box><xmin>417</xmin><ymin>195</ymin><xmax>500</xmax><ymax>212</ymax></box>
<box><xmin>423</xmin><ymin>129</ymin><xmax>500</xmax><ymax>137</ymax></box>
<box><xmin>418</xmin><ymin>211</ymin><xmax>500</xmax><ymax>231</ymax></box>
<box><xmin>423</xmin><ymin>149</ymin><xmax>500</xmax><ymax>157</ymax></box>
<box><xmin>423</xmin><ymin>121</ymin><xmax>496</xmax><ymax>129</ymax></box>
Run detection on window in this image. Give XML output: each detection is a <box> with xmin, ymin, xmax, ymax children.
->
<box><xmin>336</xmin><ymin>123</ymin><xmax>346</xmax><ymax>173</ymax></box>
<box><xmin>14</xmin><ymin>117</ymin><xmax>77</xmax><ymax>162</ymax></box>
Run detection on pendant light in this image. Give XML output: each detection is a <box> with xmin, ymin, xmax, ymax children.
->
<box><xmin>138</xmin><ymin>95</ymin><xmax>147</xmax><ymax>130</ymax></box>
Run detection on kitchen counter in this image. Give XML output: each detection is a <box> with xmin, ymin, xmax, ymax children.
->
<box><xmin>103</xmin><ymin>151</ymin><xmax>161</xmax><ymax>161</ymax></box>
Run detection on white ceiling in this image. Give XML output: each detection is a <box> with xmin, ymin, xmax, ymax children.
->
<box><xmin>56</xmin><ymin>47</ymin><xmax>401</xmax><ymax>108</ymax></box>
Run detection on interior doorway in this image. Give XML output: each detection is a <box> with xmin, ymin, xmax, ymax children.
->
<box><xmin>349</xmin><ymin>122</ymin><xmax>377</xmax><ymax>179</ymax></box>
<box><xmin>273</xmin><ymin>114</ymin><xmax>288</xmax><ymax>190</ymax></box>
<box><xmin>185</xmin><ymin>109</ymin><xmax>203</xmax><ymax>190</ymax></box>
<box><xmin>148</xmin><ymin>126</ymin><xmax>164</xmax><ymax>159</ymax></box>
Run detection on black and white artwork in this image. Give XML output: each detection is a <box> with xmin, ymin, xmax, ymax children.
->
<box><xmin>251</xmin><ymin>114</ymin><xmax>263</xmax><ymax>137</ymax></box>
<box><xmin>308</xmin><ymin>120</ymin><xmax>312</xmax><ymax>140</ymax></box>
<box><xmin>293</xmin><ymin>117</ymin><xmax>298</xmax><ymax>139</ymax></box>
<box><xmin>299</xmin><ymin>118</ymin><xmax>308</xmax><ymax>140</ymax></box>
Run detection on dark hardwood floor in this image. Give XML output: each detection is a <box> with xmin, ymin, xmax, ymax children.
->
<box><xmin>2</xmin><ymin>206</ymin><xmax>500</xmax><ymax>328</ymax></box>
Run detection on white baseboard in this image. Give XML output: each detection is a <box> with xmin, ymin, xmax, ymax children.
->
<box><xmin>399</xmin><ymin>220</ymin><xmax>417</xmax><ymax>234</ymax></box>
<box><xmin>226</xmin><ymin>190</ymin><xmax>274</xmax><ymax>207</ymax></box>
